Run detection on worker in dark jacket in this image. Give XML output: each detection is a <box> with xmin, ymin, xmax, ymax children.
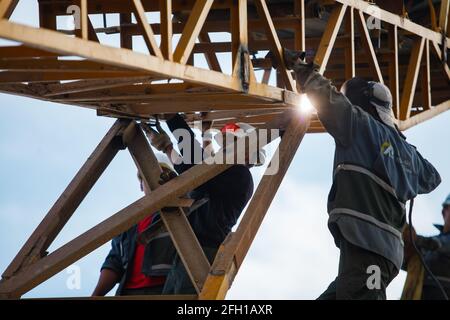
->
<box><xmin>92</xmin><ymin>165</ymin><xmax>176</xmax><ymax>296</ymax></box>
<box><xmin>143</xmin><ymin>114</ymin><xmax>255</xmax><ymax>294</ymax></box>
<box><xmin>280</xmin><ymin>49</ymin><xmax>441</xmax><ymax>299</ymax></box>
<box><xmin>404</xmin><ymin>194</ymin><xmax>450</xmax><ymax>299</ymax></box>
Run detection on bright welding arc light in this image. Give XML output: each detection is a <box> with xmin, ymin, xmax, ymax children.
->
<box><xmin>297</xmin><ymin>94</ymin><xmax>315</xmax><ymax>114</ymax></box>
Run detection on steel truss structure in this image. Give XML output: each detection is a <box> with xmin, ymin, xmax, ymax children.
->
<box><xmin>0</xmin><ymin>0</ymin><xmax>448</xmax><ymax>299</ymax></box>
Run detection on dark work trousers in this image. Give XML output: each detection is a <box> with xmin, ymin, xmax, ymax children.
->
<box><xmin>163</xmin><ymin>247</ymin><xmax>218</xmax><ymax>294</ymax></box>
<box><xmin>318</xmin><ymin>239</ymin><xmax>399</xmax><ymax>300</ymax></box>
<box><xmin>120</xmin><ymin>284</ymin><xmax>165</xmax><ymax>296</ymax></box>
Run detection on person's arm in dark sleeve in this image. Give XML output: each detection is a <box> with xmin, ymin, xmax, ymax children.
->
<box><xmin>416</xmin><ymin>235</ymin><xmax>441</xmax><ymax>251</ymax></box>
<box><xmin>302</xmin><ymin>72</ymin><xmax>355</xmax><ymax>146</ymax></box>
<box><xmin>166</xmin><ymin>114</ymin><xmax>204</xmax><ymax>174</ymax></box>
<box><xmin>417</xmin><ymin>235</ymin><xmax>450</xmax><ymax>254</ymax></box>
<box><xmin>92</xmin><ymin>237</ymin><xmax>124</xmax><ymax>296</ymax></box>
<box><xmin>415</xmin><ymin>150</ymin><xmax>441</xmax><ymax>195</ymax></box>
<box><xmin>164</xmin><ymin>114</ymin><xmax>234</xmax><ymax>199</ymax></box>
<box><xmin>92</xmin><ymin>269</ymin><xmax>121</xmax><ymax>296</ymax></box>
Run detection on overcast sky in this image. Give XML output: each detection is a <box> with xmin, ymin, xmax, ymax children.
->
<box><xmin>0</xmin><ymin>1</ymin><xmax>449</xmax><ymax>299</ymax></box>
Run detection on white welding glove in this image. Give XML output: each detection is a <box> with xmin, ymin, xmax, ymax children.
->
<box><xmin>141</xmin><ymin>122</ymin><xmax>173</xmax><ymax>153</ymax></box>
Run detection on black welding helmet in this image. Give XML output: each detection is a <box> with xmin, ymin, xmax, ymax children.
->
<box><xmin>341</xmin><ymin>77</ymin><xmax>395</xmax><ymax>129</ymax></box>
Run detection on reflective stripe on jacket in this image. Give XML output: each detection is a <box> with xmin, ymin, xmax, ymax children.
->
<box><xmin>303</xmin><ymin>72</ymin><xmax>441</xmax><ymax>269</ymax></box>
<box><xmin>101</xmin><ymin>220</ymin><xmax>175</xmax><ymax>295</ymax></box>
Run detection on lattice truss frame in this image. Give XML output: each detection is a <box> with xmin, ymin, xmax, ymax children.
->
<box><xmin>0</xmin><ymin>0</ymin><xmax>448</xmax><ymax>299</ymax></box>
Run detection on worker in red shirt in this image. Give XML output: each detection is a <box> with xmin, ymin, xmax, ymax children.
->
<box><xmin>92</xmin><ymin>164</ymin><xmax>176</xmax><ymax>296</ymax></box>
<box><xmin>143</xmin><ymin>114</ymin><xmax>258</xmax><ymax>294</ymax></box>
